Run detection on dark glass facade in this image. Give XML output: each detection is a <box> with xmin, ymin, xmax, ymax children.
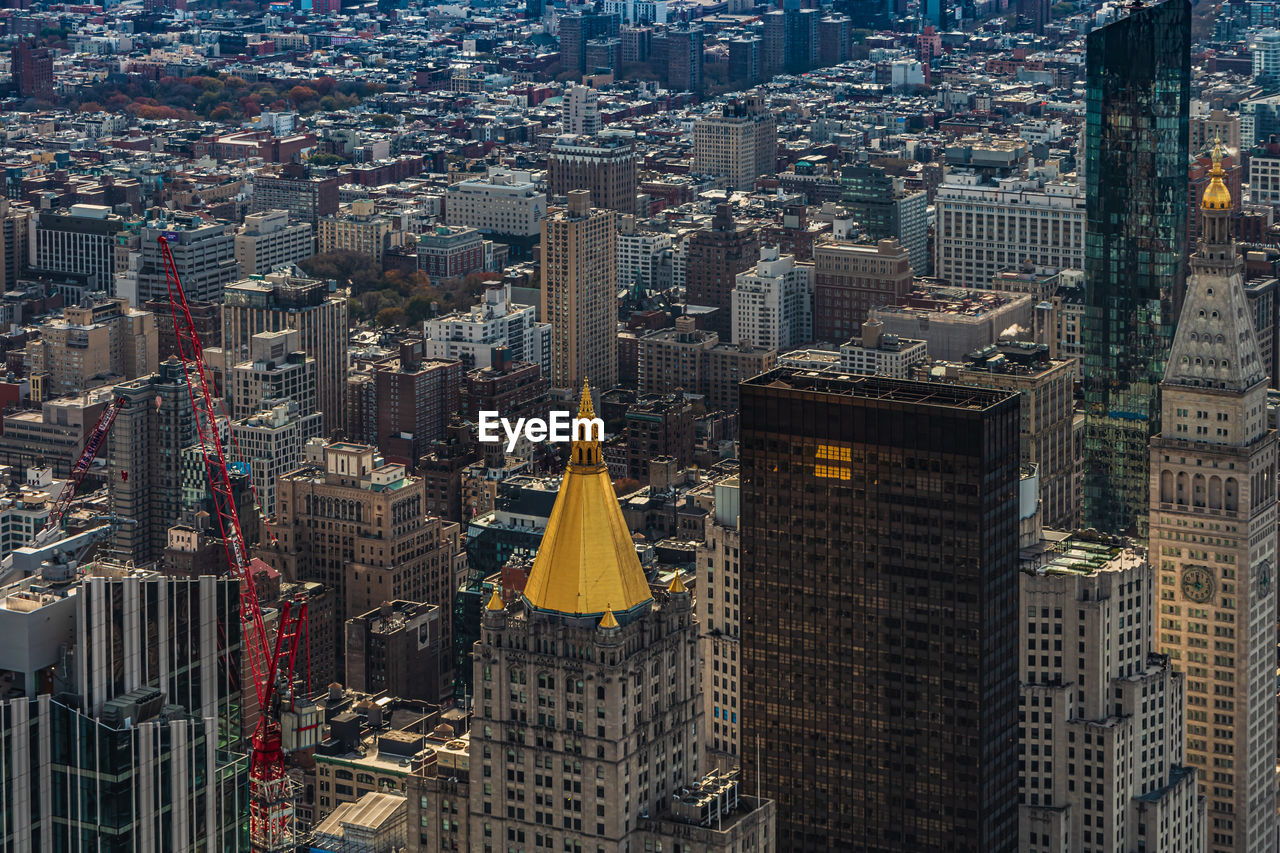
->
<box><xmin>740</xmin><ymin>370</ymin><xmax>1021</xmax><ymax>852</ymax></box>
<box><xmin>1082</xmin><ymin>0</ymin><xmax>1190</xmax><ymax>536</ymax></box>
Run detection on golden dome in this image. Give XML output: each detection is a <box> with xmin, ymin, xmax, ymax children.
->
<box><xmin>1201</xmin><ymin>136</ymin><xmax>1232</xmax><ymax>211</ymax></box>
<box><xmin>522</xmin><ymin>382</ymin><xmax>653</xmax><ymax>618</ymax></box>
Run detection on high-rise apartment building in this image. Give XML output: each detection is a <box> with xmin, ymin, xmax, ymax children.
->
<box><xmin>137</xmin><ymin>214</ymin><xmax>240</xmax><ymax>304</ymax></box>
<box><xmin>666</xmin><ymin>23</ymin><xmax>704</xmax><ymax>93</ymax></box>
<box><xmin>934</xmin><ymin>170</ymin><xmax>1085</xmax><ymax>288</ymax></box>
<box><xmin>1082</xmin><ymin>0</ymin><xmax>1190</xmax><ymax>535</ymax></box>
<box><xmin>1251</xmin><ymin>28</ymin><xmax>1280</xmax><ymax>87</ymax></box>
<box><xmin>812</xmin><ymin>230</ymin><xmax>913</xmax><ymax>342</ymax></box>
<box><xmin>740</xmin><ymin>369</ymin><xmax>1021</xmax><ymax>851</ymax></box>
<box><xmin>231</xmin><ymin>400</ymin><xmax>322</xmax><ymax>517</ymax></box>
<box><xmin>27</xmin><ymin>295</ymin><xmax>157</xmax><ymax>396</ymax></box>
<box><xmin>423</xmin><ymin>284</ymin><xmax>550</xmax><ymax>375</ymax></box>
<box><xmin>318</xmin><ymin>199</ymin><xmax>400</xmax><ymax>267</ymax></box>
<box><xmin>443</xmin><ymin>168</ymin><xmax>546</xmax><ymax>239</ymax></box>
<box><xmin>1019</xmin><ymin>532</ymin><xmax>1207</xmax><ymax>853</ymax></box>
<box><xmin>235</xmin><ymin>208</ymin><xmax>314</xmax><ymax>276</ymax></box>
<box><xmin>10</xmin><ymin>40</ymin><xmax>53</xmax><ymax>100</ymax></box>
<box><xmin>562</xmin><ymin>84</ymin><xmax>601</xmax><ymax>136</ymax></box>
<box><xmin>841</xmin><ymin>162</ymin><xmax>929</xmax><ymax>276</ymax></box>
<box><xmin>698</xmin><ymin>475</ymin><xmax>742</xmax><ymax>768</ymax></box>
<box><xmin>540</xmin><ymin>190</ymin><xmax>618</xmax><ymax>395</ymax></box>
<box><xmin>547</xmin><ymin>132</ymin><xmax>638</xmax><ymax>216</ymax></box>
<box><xmin>728</xmin><ymin>36</ymin><xmax>762</xmax><ymax>85</ymax></box>
<box><xmin>731</xmin><ymin>245</ymin><xmax>814</xmax><ymax>349</ymax></box>
<box><xmin>252</xmin><ymin>163</ymin><xmax>340</xmax><ymax>230</ymax></box>
<box><xmin>818</xmin><ymin>14</ymin><xmax>851</xmax><ymax>66</ymax></box>
<box><xmin>616</xmin><ymin>215</ymin><xmax>672</xmax><ymax>290</ymax></box>
<box><xmin>685</xmin><ymin>204</ymin><xmax>759</xmax><ymax>336</ymax></box>
<box><xmin>1149</xmin><ymin>145</ymin><xmax>1279</xmax><ymax>853</ymax></box>
<box><xmin>32</xmin><ymin>204</ymin><xmax>127</xmax><ymax>295</ymax></box>
<box><xmin>268</xmin><ymin>439</ymin><xmax>458</xmax><ymax>698</ymax></box>
<box><xmin>227</xmin><ymin>328</ymin><xmax>317</xmax><ymax>421</ymax></box>
<box><xmin>372</xmin><ymin>344</ymin><xmax>462</xmax><ymax>465</ymax></box>
<box><xmin>560</xmin><ymin>11</ymin><xmax>619</xmax><ymax>76</ymax></box>
<box><xmin>108</xmin><ymin>359</ymin><xmax>196</xmax><ymax>566</ymax></box>
<box><xmin>692</xmin><ymin>96</ymin><xmax>777</xmax><ymax>191</ymax></box>
<box><xmin>0</xmin><ymin>201</ymin><xmax>31</xmax><ymax>292</ymax></box>
<box><xmin>410</xmin><ymin>388</ymin><xmax>775</xmax><ymax>853</ymax></box>
<box><xmin>223</xmin><ymin>272</ymin><xmax>349</xmax><ymax>435</ymax></box>
<box><xmin>344</xmin><ymin>599</ymin><xmax>444</xmax><ymax>703</ymax></box>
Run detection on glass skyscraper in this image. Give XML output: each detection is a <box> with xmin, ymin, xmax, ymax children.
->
<box><xmin>1082</xmin><ymin>0</ymin><xmax>1191</xmax><ymax>536</ymax></box>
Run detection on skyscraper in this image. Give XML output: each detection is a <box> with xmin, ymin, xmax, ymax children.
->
<box><xmin>409</xmin><ymin>387</ymin><xmax>775</xmax><ymax>852</ymax></box>
<box><xmin>223</xmin><ymin>272</ymin><xmax>350</xmax><ymax>436</ymax></box>
<box><xmin>547</xmin><ymin>132</ymin><xmax>638</xmax><ymax>216</ymax></box>
<box><xmin>560</xmin><ymin>12</ymin><xmax>619</xmax><ymax>77</ymax></box>
<box><xmin>840</xmin><ymin>163</ymin><xmax>929</xmax><ymax>276</ymax></box>
<box><xmin>1082</xmin><ymin>0</ymin><xmax>1191</xmax><ymax>535</ymax></box>
<box><xmin>540</xmin><ymin>190</ymin><xmax>618</xmax><ymax>395</ymax></box>
<box><xmin>1149</xmin><ymin>143</ymin><xmax>1279</xmax><ymax>853</ymax></box>
<box><xmin>685</xmin><ymin>204</ymin><xmax>760</xmax><ymax>337</ymax></box>
<box><xmin>10</xmin><ymin>40</ymin><xmax>53</xmax><ymax>101</ymax></box>
<box><xmin>137</xmin><ymin>214</ymin><xmax>240</xmax><ymax>304</ymax></box>
<box><xmin>665</xmin><ymin>23</ymin><xmax>704</xmax><ymax>93</ymax></box>
<box><xmin>691</xmin><ymin>96</ymin><xmax>777</xmax><ymax>191</ymax></box>
<box><xmin>740</xmin><ymin>369</ymin><xmax>1021</xmax><ymax>851</ymax></box>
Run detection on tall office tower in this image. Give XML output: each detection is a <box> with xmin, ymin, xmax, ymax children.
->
<box><xmin>0</xmin><ymin>566</ymin><xmax>248</xmax><ymax>850</ymax></box>
<box><xmin>818</xmin><ymin>14</ymin><xmax>851</xmax><ymax>66</ymax></box>
<box><xmin>108</xmin><ymin>359</ymin><xmax>196</xmax><ymax>566</ymax></box>
<box><xmin>137</xmin><ymin>214</ymin><xmax>239</xmax><ymax>304</ymax></box>
<box><xmin>10</xmin><ymin>40</ymin><xmax>52</xmax><ymax>100</ymax></box>
<box><xmin>692</xmin><ymin>96</ymin><xmax>777</xmax><ymax>191</ymax></box>
<box><xmin>411</xmin><ymin>388</ymin><xmax>775</xmax><ymax>853</ymax></box>
<box><xmin>1019</xmin><ymin>532</ymin><xmax>1206</xmax><ymax>853</ymax></box>
<box><xmin>933</xmin><ymin>170</ymin><xmax>1085</xmax><ymax>288</ymax></box>
<box><xmin>1252</xmin><ymin>28</ymin><xmax>1280</xmax><ymax>88</ymax></box>
<box><xmin>1017</xmin><ymin>0</ymin><xmax>1049</xmax><ymax>33</ymax></box>
<box><xmin>685</xmin><ymin>204</ymin><xmax>760</xmax><ymax>336</ymax></box>
<box><xmin>372</xmin><ymin>344</ymin><xmax>462</xmax><ymax>465</ymax></box>
<box><xmin>0</xmin><ymin>201</ymin><xmax>31</xmax><ymax>292</ymax></box>
<box><xmin>813</xmin><ymin>228</ymin><xmax>912</xmax><ymax>341</ymax></box>
<box><xmin>1082</xmin><ymin>0</ymin><xmax>1190</xmax><ymax>535</ymax></box>
<box><xmin>841</xmin><ymin>163</ymin><xmax>929</xmax><ymax>276</ymax></box>
<box><xmin>32</xmin><ymin>204</ymin><xmax>126</xmax><ymax>294</ymax></box>
<box><xmin>561</xmin><ymin>84</ymin><xmax>601</xmax><ymax>136</ymax></box>
<box><xmin>540</xmin><ymin>190</ymin><xmax>618</xmax><ymax>395</ymax></box>
<box><xmin>560</xmin><ymin>12</ymin><xmax>619</xmax><ymax>76</ymax></box>
<box><xmin>235</xmin><ymin>209</ymin><xmax>314</xmax><ymax>276</ymax></box>
<box><xmin>728</xmin><ymin>36</ymin><xmax>762</xmax><ymax>84</ymax></box>
<box><xmin>228</xmin><ymin>329</ymin><xmax>318</xmax><ymax>420</ymax></box>
<box><xmin>548</xmin><ymin>132</ymin><xmax>638</xmax><ymax>216</ymax></box>
<box><xmin>698</xmin><ymin>475</ymin><xmax>742</xmax><ymax>769</ymax></box>
<box><xmin>762</xmin><ymin>10</ymin><xmax>786</xmax><ymax>77</ymax></box>
<box><xmin>943</xmin><ymin>341</ymin><xmax>1078</xmax><ymax>531</ymax></box>
<box><xmin>269</xmin><ymin>439</ymin><xmax>458</xmax><ymax>700</ymax></box>
<box><xmin>666</xmin><ymin>23</ymin><xmax>704</xmax><ymax>93</ymax></box>
<box><xmin>740</xmin><ymin>370</ymin><xmax>1021</xmax><ymax>851</ymax></box>
<box><xmin>793</xmin><ymin>8</ymin><xmax>820</xmax><ymax>71</ymax></box>
<box><xmin>1150</xmin><ymin>145</ymin><xmax>1279</xmax><ymax>853</ymax></box>
<box><xmin>27</xmin><ymin>296</ymin><xmax>158</xmax><ymax>396</ymax></box>
<box><xmin>223</xmin><ymin>272</ymin><xmax>349</xmax><ymax>435</ymax></box>
<box><xmin>731</xmin><ymin>245</ymin><xmax>814</xmax><ymax>349</ymax></box>
<box><xmin>252</xmin><ymin>163</ymin><xmax>340</xmax><ymax>231</ymax></box>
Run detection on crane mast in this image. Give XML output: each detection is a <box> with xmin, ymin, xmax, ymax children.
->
<box><xmin>33</xmin><ymin>395</ymin><xmax>124</xmax><ymax>548</ymax></box>
<box><xmin>158</xmin><ymin>236</ymin><xmax>307</xmax><ymax>852</ymax></box>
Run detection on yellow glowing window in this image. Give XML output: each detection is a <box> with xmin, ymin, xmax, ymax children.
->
<box><xmin>814</xmin><ymin>444</ymin><xmax>851</xmax><ymax>480</ymax></box>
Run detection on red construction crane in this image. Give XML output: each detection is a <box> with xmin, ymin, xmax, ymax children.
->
<box><xmin>158</xmin><ymin>235</ymin><xmax>308</xmax><ymax>853</ymax></box>
<box><xmin>33</xmin><ymin>395</ymin><xmax>125</xmax><ymax>548</ymax></box>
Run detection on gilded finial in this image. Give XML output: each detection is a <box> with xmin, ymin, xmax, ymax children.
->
<box><xmin>578</xmin><ymin>379</ymin><xmax>594</xmax><ymax>419</ymax></box>
<box><xmin>599</xmin><ymin>605</ymin><xmax>619</xmax><ymax>629</ymax></box>
<box><xmin>668</xmin><ymin>572</ymin><xmax>687</xmax><ymax>594</ymax></box>
<box><xmin>1201</xmin><ymin>134</ymin><xmax>1232</xmax><ymax>211</ymax></box>
<box><xmin>485</xmin><ymin>586</ymin><xmax>505</xmax><ymax>611</ymax></box>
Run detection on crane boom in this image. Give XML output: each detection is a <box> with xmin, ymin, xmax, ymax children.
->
<box><xmin>158</xmin><ymin>235</ymin><xmax>306</xmax><ymax>853</ymax></box>
<box><xmin>36</xmin><ymin>395</ymin><xmax>124</xmax><ymax>546</ymax></box>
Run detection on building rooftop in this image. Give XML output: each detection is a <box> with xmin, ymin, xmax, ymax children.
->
<box><xmin>745</xmin><ymin>369</ymin><xmax>1019</xmax><ymax>411</ymax></box>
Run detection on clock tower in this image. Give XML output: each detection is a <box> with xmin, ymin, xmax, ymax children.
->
<box><xmin>1149</xmin><ymin>138</ymin><xmax>1279</xmax><ymax>853</ymax></box>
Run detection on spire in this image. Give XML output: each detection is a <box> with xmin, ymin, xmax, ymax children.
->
<box><xmin>599</xmin><ymin>605</ymin><xmax>619</xmax><ymax>629</ymax></box>
<box><xmin>486</xmin><ymin>586</ymin><xmax>505</xmax><ymax>611</ymax></box>
<box><xmin>668</xmin><ymin>572</ymin><xmax>687</xmax><ymax>594</ymax></box>
<box><xmin>1201</xmin><ymin>135</ymin><xmax>1232</xmax><ymax>212</ymax></box>
<box><xmin>522</xmin><ymin>379</ymin><xmax>652</xmax><ymax>619</ymax></box>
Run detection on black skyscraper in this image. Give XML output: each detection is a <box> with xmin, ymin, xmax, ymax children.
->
<box><xmin>1082</xmin><ymin>0</ymin><xmax>1191</xmax><ymax>536</ymax></box>
<box><xmin>740</xmin><ymin>371</ymin><xmax>1021</xmax><ymax>852</ymax></box>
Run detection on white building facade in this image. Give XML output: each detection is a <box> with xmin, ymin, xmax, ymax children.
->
<box><xmin>731</xmin><ymin>246</ymin><xmax>813</xmax><ymax>350</ymax></box>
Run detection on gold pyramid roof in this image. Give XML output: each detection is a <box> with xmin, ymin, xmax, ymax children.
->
<box><xmin>522</xmin><ymin>382</ymin><xmax>653</xmax><ymax>617</ymax></box>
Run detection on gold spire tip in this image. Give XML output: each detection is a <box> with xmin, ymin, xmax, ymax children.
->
<box><xmin>578</xmin><ymin>379</ymin><xmax>595</xmax><ymax>419</ymax></box>
<box><xmin>485</xmin><ymin>586</ymin><xmax>505</xmax><ymax>611</ymax></box>
<box><xmin>600</xmin><ymin>605</ymin><xmax>619</xmax><ymax>629</ymax></box>
<box><xmin>668</xmin><ymin>572</ymin><xmax>687</xmax><ymax>594</ymax></box>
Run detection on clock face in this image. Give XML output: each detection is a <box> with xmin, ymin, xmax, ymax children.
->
<box><xmin>1182</xmin><ymin>566</ymin><xmax>1216</xmax><ymax>603</ymax></box>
